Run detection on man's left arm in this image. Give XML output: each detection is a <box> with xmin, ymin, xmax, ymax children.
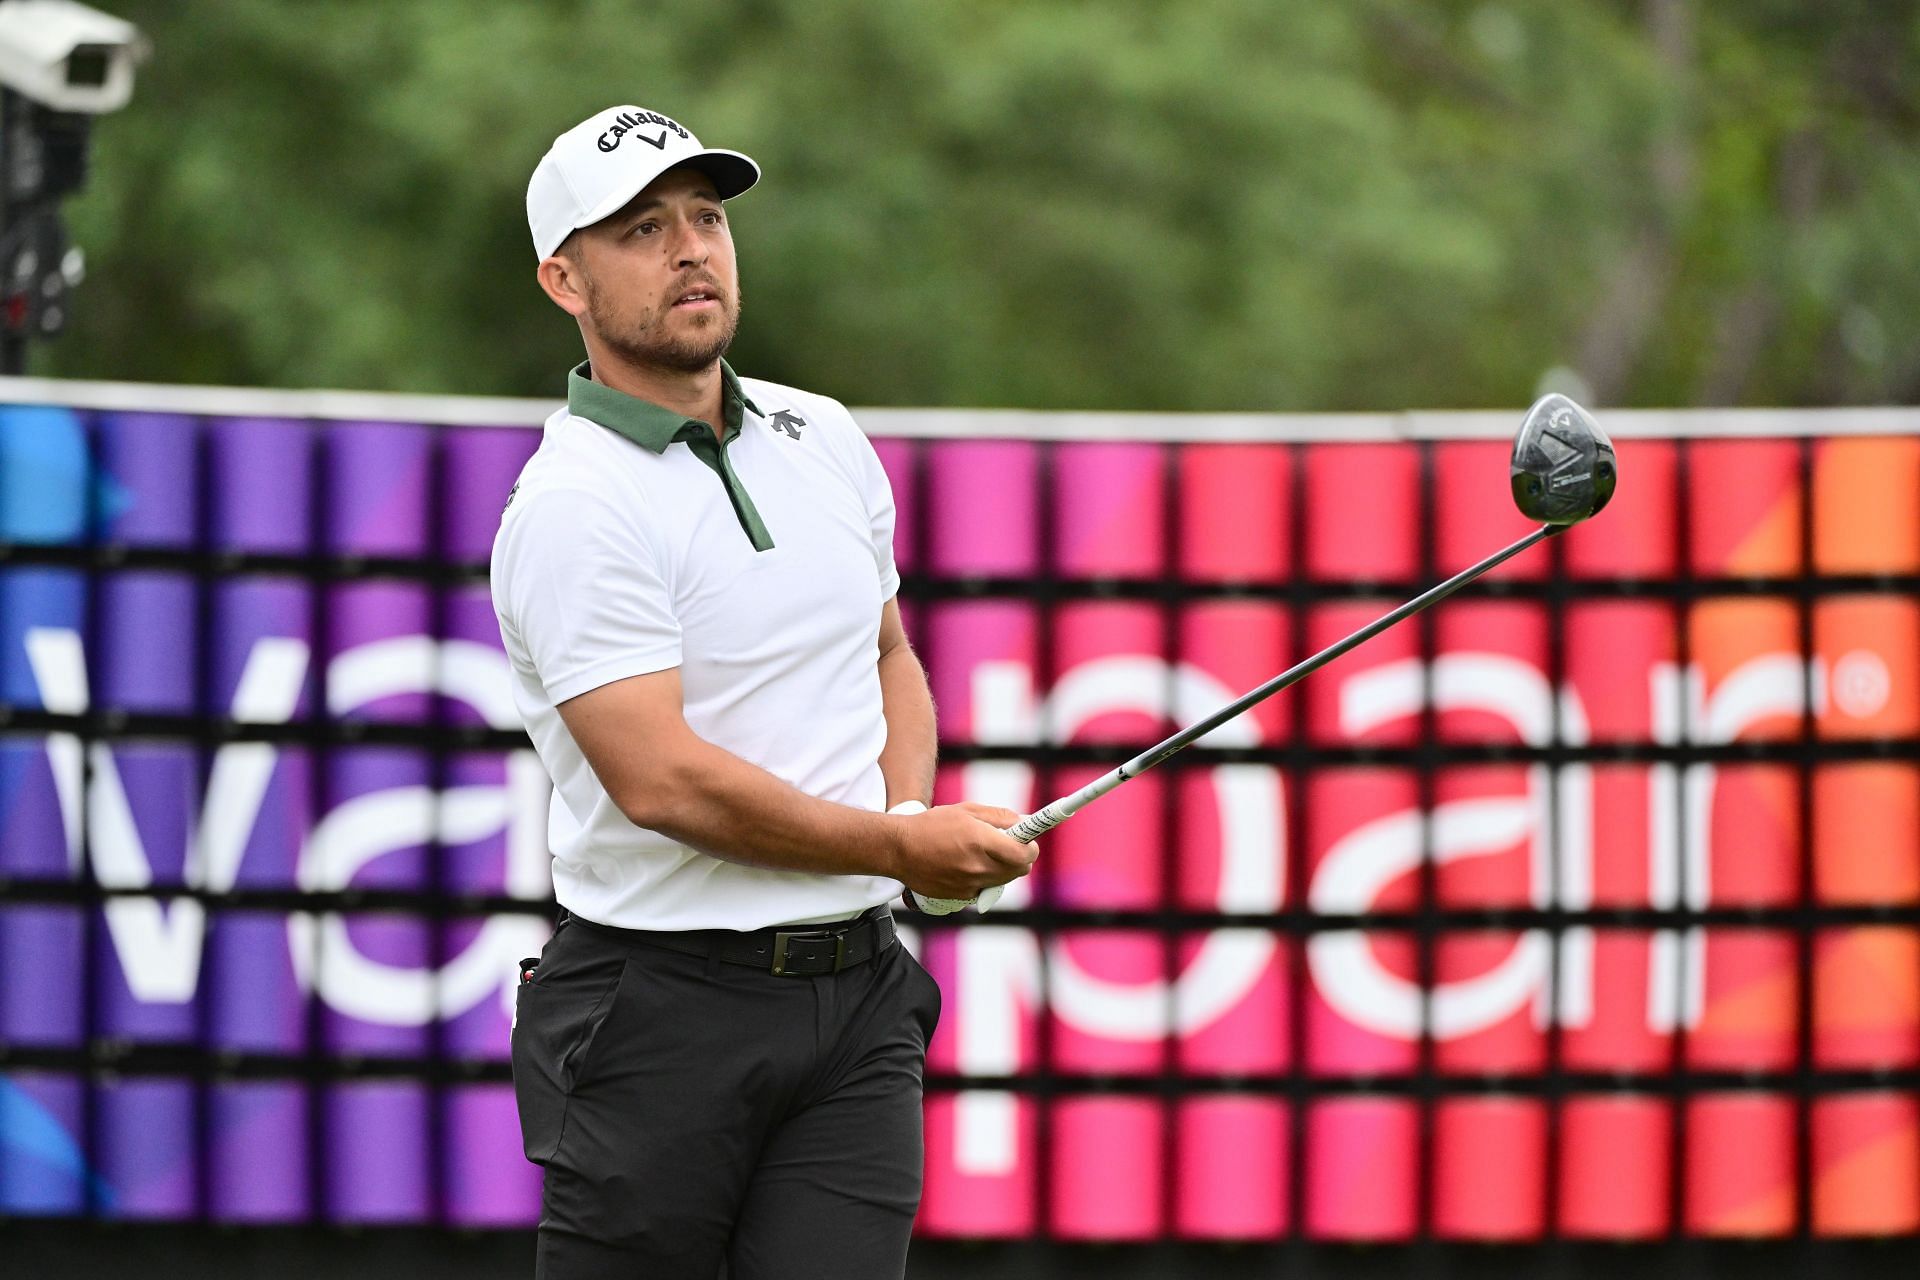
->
<box><xmin>876</xmin><ymin>596</ymin><xmax>936</xmax><ymax>810</ymax></box>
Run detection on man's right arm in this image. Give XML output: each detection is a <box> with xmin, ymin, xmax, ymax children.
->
<box><xmin>557</xmin><ymin>667</ymin><xmax>1035</xmax><ymax>901</ymax></box>
<box><xmin>501</xmin><ymin>483</ymin><xmax>1030</xmax><ymax>898</ymax></box>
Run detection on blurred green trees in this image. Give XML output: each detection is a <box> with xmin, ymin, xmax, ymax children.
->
<box><xmin>35</xmin><ymin>0</ymin><xmax>1920</xmax><ymax>410</ymax></box>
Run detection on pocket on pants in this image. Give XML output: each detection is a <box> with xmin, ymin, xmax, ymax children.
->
<box><xmin>511</xmin><ymin>941</ymin><xmax>627</xmax><ymax>1165</ymax></box>
<box><xmin>897</xmin><ymin>943</ymin><xmax>943</xmax><ymax>1043</ymax></box>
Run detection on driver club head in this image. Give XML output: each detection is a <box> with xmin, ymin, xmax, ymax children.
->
<box><xmin>1510</xmin><ymin>393</ymin><xmax>1616</xmax><ymax>525</ymax></box>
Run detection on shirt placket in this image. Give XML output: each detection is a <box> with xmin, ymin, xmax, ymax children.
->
<box><xmin>677</xmin><ymin>422</ymin><xmax>774</xmax><ymax>552</ymax></box>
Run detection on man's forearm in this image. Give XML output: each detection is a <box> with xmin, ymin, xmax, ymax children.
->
<box><xmin>620</xmin><ymin>722</ymin><xmax>1026</xmax><ymax>901</ymax></box>
<box><xmin>876</xmin><ymin>640</ymin><xmax>937</xmax><ymax>809</ymax></box>
<box><xmin>627</xmin><ymin>729</ymin><xmax>908</xmax><ymax>878</ymax></box>
<box><xmin>556</xmin><ymin>661</ymin><xmax>1027</xmax><ymax>898</ymax></box>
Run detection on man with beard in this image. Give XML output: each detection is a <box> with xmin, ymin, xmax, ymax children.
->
<box><xmin>493</xmin><ymin>106</ymin><xmax>1037</xmax><ymax>1278</ymax></box>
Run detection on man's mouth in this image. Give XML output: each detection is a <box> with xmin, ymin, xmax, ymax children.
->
<box><xmin>672</xmin><ymin>288</ymin><xmax>720</xmax><ymax>310</ymax></box>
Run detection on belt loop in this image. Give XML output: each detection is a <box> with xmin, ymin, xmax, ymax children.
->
<box><xmin>704</xmin><ymin>937</ymin><xmax>723</xmax><ymax>980</ymax></box>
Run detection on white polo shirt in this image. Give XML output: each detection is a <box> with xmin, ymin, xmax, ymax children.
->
<box><xmin>490</xmin><ymin>361</ymin><xmax>905</xmax><ymax>930</ymax></box>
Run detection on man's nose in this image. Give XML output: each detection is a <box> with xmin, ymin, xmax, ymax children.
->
<box><xmin>670</xmin><ymin>219</ymin><xmax>708</xmax><ymax>269</ymax></box>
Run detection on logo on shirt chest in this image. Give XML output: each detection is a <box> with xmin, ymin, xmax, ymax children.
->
<box><xmin>768</xmin><ymin>410</ymin><xmax>805</xmax><ymax>440</ymax></box>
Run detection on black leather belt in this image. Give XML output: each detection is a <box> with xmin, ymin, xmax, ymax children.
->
<box><xmin>562</xmin><ymin>905</ymin><xmax>897</xmax><ymax>977</ymax></box>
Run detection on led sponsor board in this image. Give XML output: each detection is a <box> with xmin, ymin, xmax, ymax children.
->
<box><xmin>2</xmin><ymin>394</ymin><xmax>1919</xmax><ymax>1239</ymax></box>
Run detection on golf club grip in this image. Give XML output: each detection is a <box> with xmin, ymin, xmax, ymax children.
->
<box><xmin>1005</xmin><ymin>763</ymin><xmax>1130</xmax><ymax>843</ymax></box>
<box><xmin>1007</xmin><ymin>807</ymin><xmax>1064</xmax><ymax>843</ymax></box>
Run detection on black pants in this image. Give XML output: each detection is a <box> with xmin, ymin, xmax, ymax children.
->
<box><xmin>511</xmin><ymin>912</ymin><xmax>941</xmax><ymax>1279</ymax></box>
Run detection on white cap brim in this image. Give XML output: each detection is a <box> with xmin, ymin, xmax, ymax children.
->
<box><xmin>565</xmin><ymin>148</ymin><xmax>760</xmax><ymax>245</ymax></box>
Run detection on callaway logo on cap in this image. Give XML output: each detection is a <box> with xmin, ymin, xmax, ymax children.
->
<box><xmin>527</xmin><ymin>105</ymin><xmax>760</xmax><ymax>259</ymax></box>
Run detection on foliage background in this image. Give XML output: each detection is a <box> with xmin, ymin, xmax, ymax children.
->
<box><xmin>33</xmin><ymin>0</ymin><xmax>1920</xmax><ymax>411</ymax></box>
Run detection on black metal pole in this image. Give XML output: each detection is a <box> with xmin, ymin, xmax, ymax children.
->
<box><xmin>0</xmin><ymin>87</ymin><xmax>27</xmax><ymax>375</ymax></box>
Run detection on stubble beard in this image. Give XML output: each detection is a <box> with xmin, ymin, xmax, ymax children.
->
<box><xmin>590</xmin><ymin>286</ymin><xmax>742</xmax><ymax>374</ymax></box>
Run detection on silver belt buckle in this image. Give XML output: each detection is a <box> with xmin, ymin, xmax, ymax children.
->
<box><xmin>770</xmin><ymin>928</ymin><xmax>849</xmax><ymax>976</ymax></box>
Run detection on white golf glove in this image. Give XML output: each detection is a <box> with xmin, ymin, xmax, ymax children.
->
<box><xmin>888</xmin><ymin>800</ymin><xmax>1006</xmax><ymax>916</ymax></box>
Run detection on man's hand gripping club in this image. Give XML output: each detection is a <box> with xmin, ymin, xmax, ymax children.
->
<box><xmin>889</xmin><ymin>801</ymin><xmax>1029</xmax><ymax>915</ymax></box>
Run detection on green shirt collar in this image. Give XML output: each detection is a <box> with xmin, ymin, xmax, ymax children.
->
<box><xmin>567</xmin><ymin>359</ymin><xmax>762</xmax><ymax>452</ymax></box>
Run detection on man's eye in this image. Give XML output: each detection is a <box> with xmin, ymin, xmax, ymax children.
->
<box><xmin>630</xmin><ymin>222</ymin><xmax>658</xmax><ymax>237</ymax></box>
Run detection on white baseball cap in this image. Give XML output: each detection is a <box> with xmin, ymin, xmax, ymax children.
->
<box><xmin>526</xmin><ymin>105</ymin><xmax>760</xmax><ymax>259</ymax></box>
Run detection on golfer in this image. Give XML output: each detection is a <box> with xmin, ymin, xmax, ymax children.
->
<box><xmin>492</xmin><ymin>105</ymin><xmax>1036</xmax><ymax>1278</ymax></box>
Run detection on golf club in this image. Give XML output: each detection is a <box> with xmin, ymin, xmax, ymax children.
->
<box><xmin>911</xmin><ymin>393</ymin><xmax>1616</xmax><ymax>915</ymax></box>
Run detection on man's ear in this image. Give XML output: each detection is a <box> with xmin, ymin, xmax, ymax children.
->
<box><xmin>536</xmin><ymin>246</ymin><xmax>590</xmax><ymax>317</ymax></box>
